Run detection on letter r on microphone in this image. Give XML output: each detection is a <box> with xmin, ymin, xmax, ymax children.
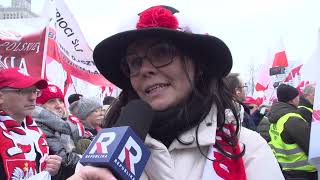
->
<box><xmin>89</xmin><ymin>132</ymin><xmax>116</xmax><ymax>154</ymax></box>
<box><xmin>118</xmin><ymin>136</ymin><xmax>142</xmax><ymax>175</ymax></box>
<box><xmin>80</xmin><ymin>126</ymin><xmax>150</xmax><ymax>180</ymax></box>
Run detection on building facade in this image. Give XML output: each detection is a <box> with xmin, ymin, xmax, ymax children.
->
<box><xmin>0</xmin><ymin>0</ymin><xmax>37</xmax><ymax>19</ymax></box>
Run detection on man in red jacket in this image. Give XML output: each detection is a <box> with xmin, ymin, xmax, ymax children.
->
<box><xmin>0</xmin><ymin>68</ymin><xmax>61</xmax><ymax>179</ymax></box>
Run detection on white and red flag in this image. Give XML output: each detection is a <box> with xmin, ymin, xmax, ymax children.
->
<box><xmin>44</xmin><ymin>0</ymin><xmax>113</xmax><ymax>87</ymax></box>
<box><xmin>0</xmin><ymin>17</ymin><xmax>48</xmax><ymax>78</ymax></box>
<box><xmin>254</xmin><ymin>39</ymin><xmax>289</xmax><ymax>105</ymax></box>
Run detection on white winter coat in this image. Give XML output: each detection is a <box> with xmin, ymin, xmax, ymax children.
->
<box><xmin>140</xmin><ymin>105</ymin><xmax>284</xmax><ymax>180</ymax></box>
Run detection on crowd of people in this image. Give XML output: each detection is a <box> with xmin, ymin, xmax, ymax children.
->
<box><xmin>0</xmin><ymin>4</ymin><xmax>318</xmax><ymax>180</ymax></box>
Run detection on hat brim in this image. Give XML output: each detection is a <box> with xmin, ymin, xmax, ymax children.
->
<box><xmin>9</xmin><ymin>78</ymin><xmax>48</xmax><ymax>90</ymax></box>
<box><xmin>93</xmin><ymin>28</ymin><xmax>232</xmax><ymax>89</ymax></box>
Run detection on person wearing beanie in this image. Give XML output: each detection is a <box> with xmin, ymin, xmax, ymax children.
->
<box><xmin>77</xmin><ymin>97</ymin><xmax>104</xmax><ymax>137</ymax></box>
<box><xmin>103</xmin><ymin>95</ymin><xmax>116</xmax><ymax>105</ymax></box>
<box><xmin>268</xmin><ymin>83</ymin><xmax>317</xmax><ymax>179</ymax></box>
<box><xmin>68</xmin><ymin>94</ymin><xmax>83</xmax><ymax>116</ymax></box>
<box><xmin>69</xmin><ymin>100</ymin><xmax>80</xmax><ymax>116</ymax></box>
<box><xmin>33</xmin><ymin>84</ymin><xmax>87</xmax><ymax>179</ymax></box>
<box><xmin>68</xmin><ymin>93</ymin><xmax>83</xmax><ymax>105</ymax></box>
<box><xmin>36</xmin><ymin>84</ymin><xmax>67</xmax><ymax>118</ymax></box>
<box><xmin>102</xmin><ymin>96</ymin><xmax>116</xmax><ymax>116</ymax></box>
<box><xmin>276</xmin><ymin>83</ymin><xmax>300</xmax><ymax>105</ymax></box>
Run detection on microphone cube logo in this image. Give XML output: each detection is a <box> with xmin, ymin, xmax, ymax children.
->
<box><xmin>89</xmin><ymin>132</ymin><xmax>116</xmax><ymax>154</ymax></box>
<box><xmin>80</xmin><ymin>127</ymin><xmax>150</xmax><ymax>180</ymax></box>
<box><xmin>80</xmin><ymin>129</ymin><xmax>124</xmax><ymax>164</ymax></box>
<box><xmin>118</xmin><ymin>136</ymin><xmax>142</xmax><ymax>175</ymax></box>
<box><xmin>113</xmin><ymin>127</ymin><xmax>150</xmax><ymax>180</ymax></box>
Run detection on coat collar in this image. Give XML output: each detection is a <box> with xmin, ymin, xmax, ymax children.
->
<box><xmin>145</xmin><ymin>104</ymin><xmax>217</xmax><ymax>151</ymax></box>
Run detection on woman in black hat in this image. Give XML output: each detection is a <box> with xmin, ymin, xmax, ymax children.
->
<box><xmin>70</xmin><ymin>5</ymin><xmax>283</xmax><ymax>180</ymax></box>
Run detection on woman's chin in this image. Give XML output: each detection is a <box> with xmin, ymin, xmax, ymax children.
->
<box><xmin>148</xmin><ymin>100</ymin><xmax>175</xmax><ymax>111</ymax></box>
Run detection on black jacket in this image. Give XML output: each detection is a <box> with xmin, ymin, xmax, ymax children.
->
<box><xmin>268</xmin><ymin>102</ymin><xmax>317</xmax><ymax>179</ymax></box>
<box><xmin>242</xmin><ymin>104</ymin><xmax>256</xmax><ymax>131</ymax></box>
<box><xmin>268</xmin><ymin>102</ymin><xmax>311</xmax><ymax>155</ymax></box>
<box><xmin>298</xmin><ymin>95</ymin><xmax>313</xmax><ymax>125</ymax></box>
<box><xmin>256</xmin><ymin>116</ymin><xmax>271</xmax><ymax>142</ymax></box>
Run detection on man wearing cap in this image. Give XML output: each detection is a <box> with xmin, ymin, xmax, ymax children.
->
<box><xmin>0</xmin><ymin>68</ymin><xmax>62</xmax><ymax>179</ymax></box>
<box><xmin>268</xmin><ymin>83</ymin><xmax>317</xmax><ymax>179</ymax></box>
<box><xmin>33</xmin><ymin>84</ymin><xmax>85</xmax><ymax>179</ymax></box>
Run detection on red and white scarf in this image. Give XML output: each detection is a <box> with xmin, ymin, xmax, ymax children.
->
<box><xmin>0</xmin><ymin>111</ymin><xmax>49</xmax><ymax>180</ymax></box>
<box><xmin>68</xmin><ymin>115</ymin><xmax>86</xmax><ymax>137</ymax></box>
<box><xmin>202</xmin><ymin>108</ymin><xmax>246</xmax><ymax>180</ymax></box>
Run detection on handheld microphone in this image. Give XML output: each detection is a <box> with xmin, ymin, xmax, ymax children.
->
<box><xmin>80</xmin><ymin>100</ymin><xmax>154</xmax><ymax>180</ymax></box>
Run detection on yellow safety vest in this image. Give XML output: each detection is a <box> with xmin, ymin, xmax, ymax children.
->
<box><xmin>298</xmin><ymin>105</ymin><xmax>313</xmax><ymax>113</ymax></box>
<box><xmin>269</xmin><ymin>113</ymin><xmax>316</xmax><ymax>172</ymax></box>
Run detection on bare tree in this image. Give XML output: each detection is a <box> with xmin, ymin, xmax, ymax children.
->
<box><xmin>246</xmin><ymin>60</ymin><xmax>258</xmax><ymax>96</ymax></box>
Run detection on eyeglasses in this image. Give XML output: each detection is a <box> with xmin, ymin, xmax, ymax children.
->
<box><xmin>120</xmin><ymin>41</ymin><xmax>178</xmax><ymax>77</ymax></box>
<box><xmin>1</xmin><ymin>87</ymin><xmax>42</xmax><ymax>97</ymax></box>
<box><xmin>238</xmin><ymin>85</ymin><xmax>248</xmax><ymax>89</ymax></box>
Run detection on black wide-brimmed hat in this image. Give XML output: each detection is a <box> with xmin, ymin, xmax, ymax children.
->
<box><xmin>93</xmin><ymin>5</ymin><xmax>233</xmax><ymax>89</ymax></box>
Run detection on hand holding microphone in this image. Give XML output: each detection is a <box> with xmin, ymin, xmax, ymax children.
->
<box><xmin>67</xmin><ymin>166</ymin><xmax>116</xmax><ymax>180</ymax></box>
<box><xmin>79</xmin><ymin>100</ymin><xmax>154</xmax><ymax>180</ymax></box>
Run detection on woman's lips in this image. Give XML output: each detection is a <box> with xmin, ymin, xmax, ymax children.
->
<box><xmin>145</xmin><ymin>83</ymin><xmax>170</xmax><ymax>94</ymax></box>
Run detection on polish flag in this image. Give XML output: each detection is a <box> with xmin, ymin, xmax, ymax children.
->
<box><xmin>255</xmin><ymin>39</ymin><xmax>288</xmax><ymax>92</ymax></box>
<box><xmin>284</xmin><ymin>64</ymin><xmax>303</xmax><ymax>82</ymax></box>
<box><xmin>255</xmin><ymin>49</ymin><xmax>272</xmax><ymax>92</ymax></box>
<box><xmin>296</xmin><ymin>80</ymin><xmax>309</xmax><ymax>94</ymax></box>
<box><xmin>272</xmin><ymin>39</ymin><xmax>288</xmax><ymax>68</ymax></box>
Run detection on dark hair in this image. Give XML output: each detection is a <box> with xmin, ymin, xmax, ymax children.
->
<box><xmin>103</xmin><ymin>96</ymin><xmax>117</xmax><ymax>105</ymax></box>
<box><xmin>68</xmin><ymin>94</ymin><xmax>83</xmax><ymax>104</ymax></box>
<box><xmin>224</xmin><ymin>73</ymin><xmax>241</xmax><ymax>95</ymax></box>
<box><xmin>103</xmin><ymin>44</ymin><xmax>244</xmax><ymax>160</ymax></box>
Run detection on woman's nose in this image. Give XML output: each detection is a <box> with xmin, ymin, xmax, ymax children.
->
<box><xmin>139</xmin><ymin>59</ymin><xmax>157</xmax><ymax>76</ymax></box>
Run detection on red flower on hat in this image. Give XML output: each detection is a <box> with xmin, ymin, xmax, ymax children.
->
<box><xmin>136</xmin><ymin>6</ymin><xmax>179</xmax><ymax>30</ymax></box>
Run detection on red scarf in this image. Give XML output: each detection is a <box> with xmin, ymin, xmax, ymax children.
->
<box><xmin>202</xmin><ymin>108</ymin><xmax>246</xmax><ymax>180</ymax></box>
<box><xmin>68</xmin><ymin>115</ymin><xmax>86</xmax><ymax>137</ymax></box>
<box><xmin>0</xmin><ymin>111</ymin><xmax>49</xmax><ymax>180</ymax></box>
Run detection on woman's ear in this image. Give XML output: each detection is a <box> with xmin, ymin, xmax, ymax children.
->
<box><xmin>235</xmin><ymin>88</ymin><xmax>241</xmax><ymax>96</ymax></box>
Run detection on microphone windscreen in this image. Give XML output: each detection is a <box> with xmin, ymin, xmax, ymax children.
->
<box><xmin>75</xmin><ymin>138</ymin><xmax>92</xmax><ymax>155</ymax></box>
<box><xmin>113</xmin><ymin>100</ymin><xmax>154</xmax><ymax>141</ymax></box>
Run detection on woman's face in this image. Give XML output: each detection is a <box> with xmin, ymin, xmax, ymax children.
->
<box><xmin>86</xmin><ymin>107</ymin><xmax>105</xmax><ymax>128</ymax></box>
<box><xmin>127</xmin><ymin>40</ymin><xmax>195</xmax><ymax>111</ymax></box>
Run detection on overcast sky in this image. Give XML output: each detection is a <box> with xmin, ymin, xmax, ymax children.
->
<box><xmin>1</xmin><ymin>0</ymin><xmax>320</xmax><ymax>80</ymax></box>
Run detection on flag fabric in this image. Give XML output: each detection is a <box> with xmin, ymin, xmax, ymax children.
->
<box><xmin>0</xmin><ymin>18</ymin><xmax>48</xmax><ymax>77</ymax></box>
<box><xmin>308</xmin><ymin>79</ymin><xmax>320</xmax><ymax>168</ymax></box>
<box><xmin>272</xmin><ymin>39</ymin><xmax>288</xmax><ymax>68</ymax></box>
<box><xmin>64</xmin><ymin>72</ymin><xmax>73</xmax><ymax>95</ymax></box>
<box><xmin>284</xmin><ymin>64</ymin><xmax>303</xmax><ymax>82</ymax></box>
<box><xmin>272</xmin><ymin>51</ymin><xmax>288</xmax><ymax>67</ymax></box>
<box><xmin>44</xmin><ymin>0</ymin><xmax>113</xmax><ymax>87</ymax></box>
<box><xmin>41</xmin><ymin>0</ymin><xmax>120</xmax><ymax>99</ymax></box>
<box><xmin>305</xmin><ymin>29</ymin><xmax>320</xmax><ymax>169</ymax></box>
<box><xmin>296</xmin><ymin>80</ymin><xmax>310</xmax><ymax>94</ymax></box>
<box><xmin>254</xmin><ymin>39</ymin><xmax>289</xmax><ymax>105</ymax></box>
<box><xmin>255</xmin><ymin>49</ymin><xmax>272</xmax><ymax>92</ymax></box>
